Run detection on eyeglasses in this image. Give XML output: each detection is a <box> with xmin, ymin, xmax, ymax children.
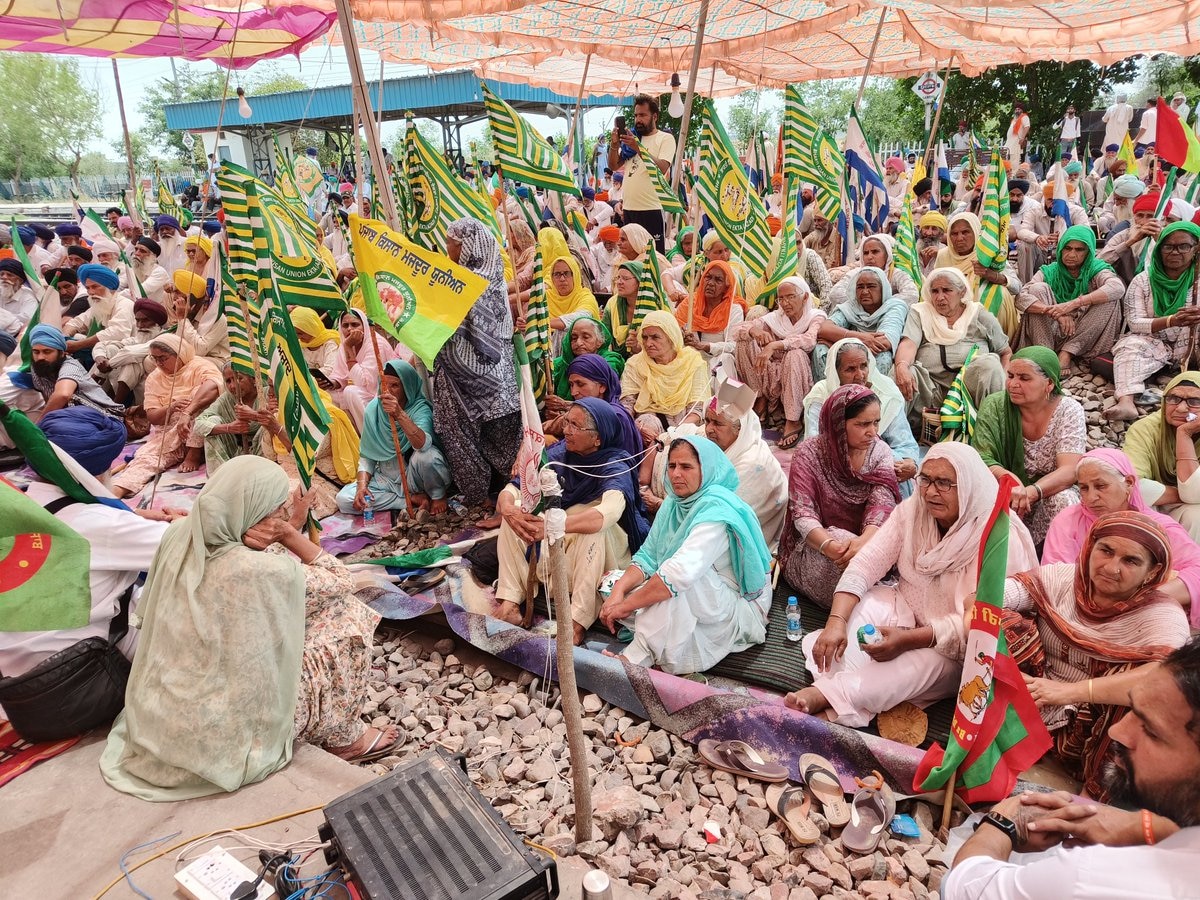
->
<box><xmin>1165</xmin><ymin>394</ymin><xmax>1200</xmax><ymax>410</ymax></box>
<box><xmin>149</xmin><ymin>353</ymin><xmax>174</xmax><ymax>364</ymax></box>
<box><xmin>1160</xmin><ymin>242</ymin><xmax>1198</xmax><ymax>255</ymax></box>
<box><xmin>562</xmin><ymin>420</ymin><xmax>596</xmax><ymax>433</ymax></box>
<box><xmin>917</xmin><ymin>474</ymin><xmax>958</xmax><ymax>494</ymax></box>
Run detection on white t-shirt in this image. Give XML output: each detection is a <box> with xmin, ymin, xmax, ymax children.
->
<box><xmin>620</xmin><ymin>129</ymin><xmax>677</xmax><ymax>212</ymax></box>
<box><xmin>951</xmin><ymin>132</ymin><xmax>971</xmax><ymax>150</ymax></box>
<box><xmin>1060</xmin><ymin>115</ymin><xmax>1081</xmax><ymax>140</ymax></box>
<box><xmin>1138</xmin><ymin>107</ymin><xmax>1158</xmax><ymax>144</ymax></box>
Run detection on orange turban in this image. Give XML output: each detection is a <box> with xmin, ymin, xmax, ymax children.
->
<box><xmin>771</xmin><ymin>172</ymin><xmax>783</xmax><ymax>188</ymax></box>
<box><xmin>598</xmin><ymin>225</ymin><xmax>621</xmax><ymax>242</ymax></box>
<box><xmin>766</xmin><ymin>215</ymin><xmax>782</xmax><ymax>235</ymax></box>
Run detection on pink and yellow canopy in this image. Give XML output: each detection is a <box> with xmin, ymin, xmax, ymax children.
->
<box><xmin>0</xmin><ymin>0</ymin><xmax>336</xmax><ymax>67</ymax></box>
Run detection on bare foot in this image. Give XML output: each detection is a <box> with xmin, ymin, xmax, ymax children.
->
<box><xmin>601</xmin><ymin>649</ymin><xmax>629</xmax><ymax>663</ymax></box>
<box><xmin>411</xmin><ymin>492</ymin><xmax>431</xmax><ymax>510</ymax></box>
<box><xmin>178</xmin><ymin>446</ymin><xmax>203</xmax><ymax>473</ymax></box>
<box><xmin>572</xmin><ymin>621</ymin><xmax>586</xmax><ymax>645</ymax></box>
<box><xmin>430</xmin><ymin>497</ymin><xmax>448</xmax><ymax>516</ymax></box>
<box><xmin>1104</xmin><ymin>397</ymin><xmax>1140</xmax><ymax>422</ymax></box>
<box><xmin>784</xmin><ymin>686</ymin><xmax>831</xmax><ymax>716</ymax></box>
<box><xmin>478</xmin><ymin>512</ymin><xmax>503</xmax><ymax>529</ymax></box>
<box><xmin>494</xmin><ymin>600</ymin><xmax>524</xmax><ymax>625</ymax></box>
<box><xmin>328</xmin><ymin>723</ymin><xmax>399</xmax><ymax>760</ymax></box>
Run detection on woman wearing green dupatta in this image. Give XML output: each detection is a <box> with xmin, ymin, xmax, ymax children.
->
<box><xmin>1124</xmin><ymin>370</ymin><xmax>1200</xmax><ymax>541</ymax></box>
<box><xmin>1016</xmin><ymin>224</ymin><xmax>1124</xmax><ymax>374</ymax></box>
<box><xmin>1108</xmin><ymin>221</ymin><xmax>1200</xmax><ymax>422</ymax></box>
<box><xmin>971</xmin><ymin>346</ymin><xmax>1086</xmax><ymax>544</ymax></box>
<box><xmin>546</xmin><ymin>316</ymin><xmax>625</xmax><ymax>411</ymax></box>
<box><xmin>603</xmin><ymin>259</ymin><xmax>644</xmax><ymax>356</ymax></box>
<box><xmin>598</xmin><ymin>435</ymin><xmax>772</xmax><ymax>674</ymax></box>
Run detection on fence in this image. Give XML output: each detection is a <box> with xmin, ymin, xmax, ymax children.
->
<box><xmin>0</xmin><ymin>174</ymin><xmax>195</xmax><ymax>205</ymax></box>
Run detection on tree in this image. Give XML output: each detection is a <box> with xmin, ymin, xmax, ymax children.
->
<box><xmin>0</xmin><ymin>55</ymin><xmax>102</xmax><ymax>182</ymax></box>
<box><xmin>137</xmin><ymin>63</ymin><xmax>225</xmax><ymax>164</ymax></box>
<box><xmin>726</xmin><ymin>90</ymin><xmax>780</xmax><ymax>150</ymax></box>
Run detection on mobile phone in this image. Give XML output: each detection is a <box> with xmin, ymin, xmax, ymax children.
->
<box><xmin>615</xmin><ymin>116</ymin><xmax>627</xmax><ymax>134</ymax></box>
<box><xmin>311</xmin><ymin>368</ymin><xmax>330</xmax><ymax>384</ymax></box>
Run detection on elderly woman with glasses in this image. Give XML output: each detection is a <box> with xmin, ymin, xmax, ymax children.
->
<box><xmin>1106</xmin><ymin>221</ymin><xmax>1200</xmax><ymax>422</ymax></box>
<box><xmin>1124</xmin><ymin>371</ymin><xmax>1200</xmax><ymax>542</ymax></box>
<box><xmin>786</xmin><ymin>443</ymin><xmax>1037</xmax><ymax>727</ymax></box>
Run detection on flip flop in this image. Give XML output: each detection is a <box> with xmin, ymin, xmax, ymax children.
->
<box><xmin>345</xmin><ymin>728</ymin><xmax>405</xmax><ymax>764</ymax></box>
<box><xmin>398</xmin><ymin>569</ymin><xmax>446</xmax><ymax>595</ymax></box>
<box><xmin>765</xmin><ymin>783</ymin><xmax>820</xmax><ymax>846</ymax></box>
<box><xmin>777</xmin><ymin>430</ymin><xmax>801</xmax><ymax>451</ymax></box>
<box><xmin>841</xmin><ymin>780</ymin><xmax>897</xmax><ymax>855</ymax></box>
<box><xmin>798</xmin><ymin>753</ymin><xmax>851</xmax><ymax>827</ymax></box>
<box><xmin>698</xmin><ymin>739</ymin><xmax>789</xmax><ymax>783</ymax></box>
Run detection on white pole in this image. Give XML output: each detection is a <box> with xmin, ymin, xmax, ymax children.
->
<box><xmin>670</xmin><ymin>0</ymin><xmax>712</xmax><ymax>191</ymax></box>
<box><xmin>856</xmin><ymin>8</ymin><xmax>889</xmax><ymax>106</ymax></box>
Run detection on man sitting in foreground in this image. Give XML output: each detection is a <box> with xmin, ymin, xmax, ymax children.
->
<box><xmin>943</xmin><ymin>636</ymin><xmax>1200</xmax><ymax>899</ymax></box>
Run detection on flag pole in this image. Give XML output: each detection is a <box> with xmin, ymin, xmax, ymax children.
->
<box><xmin>670</xmin><ymin>0</ymin><xmax>712</xmax><ymax>192</ymax></box>
<box><xmin>685</xmin><ymin>67</ymin><xmax>718</xmax><ymax>334</ymax></box>
<box><xmin>111</xmin><ymin>60</ymin><xmax>138</xmax><ymax>205</ymax></box>
<box><xmin>922</xmin><ymin>56</ymin><xmax>955</xmax><ymax>168</ymax></box>
<box><xmin>567</xmin><ymin>52</ymin><xmax>593</xmax><ymax>188</ymax></box>
<box><xmin>855</xmin><ymin>7</ymin><xmax>888</xmax><ymax>106</ymax></box>
<box><xmin>334</xmin><ymin>0</ymin><xmax>399</xmax><ymax>227</ymax></box>
<box><xmin>938</xmin><ymin>770</ymin><xmax>958</xmax><ymax>840</ymax></box>
<box><xmin>367</xmin><ymin>324</ymin><xmax>416</xmax><ymax>519</ymax></box>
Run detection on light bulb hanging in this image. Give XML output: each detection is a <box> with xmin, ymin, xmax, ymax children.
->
<box><xmin>236</xmin><ymin>86</ymin><xmax>253</xmax><ymax>119</ymax></box>
<box><xmin>668</xmin><ymin>73</ymin><xmax>685</xmax><ymax>119</ymax></box>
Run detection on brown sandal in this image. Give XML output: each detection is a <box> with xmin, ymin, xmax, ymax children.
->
<box><xmin>766</xmin><ymin>783</ymin><xmax>820</xmax><ymax>845</ymax></box>
<box><xmin>698</xmin><ymin>739</ymin><xmax>789</xmax><ymax>782</ymax></box>
<box><xmin>798</xmin><ymin>753</ymin><xmax>851</xmax><ymax>826</ymax></box>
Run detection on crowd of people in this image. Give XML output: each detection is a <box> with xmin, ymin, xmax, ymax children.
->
<box><xmin>0</xmin><ymin>93</ymin><xmax>1197</xmax><ymax>855</ymax></box>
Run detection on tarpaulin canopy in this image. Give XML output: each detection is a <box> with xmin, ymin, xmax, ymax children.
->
<box><xmin>318</xmin><ymin>0</ymin><xmax>1200</xmax><ymax>84</ymax></box>
<box><xmin>0</xmin><ymin>0</ymin><xmax>335</xmax><ymax>67</ymax></box>
<box><xmin>330</xmin><ymin>23</ymin><xmax>757</xmax><ymax>97</ymax></box>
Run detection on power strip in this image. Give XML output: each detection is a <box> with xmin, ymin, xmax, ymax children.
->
<box><xmin>175</xmin><ymin>846</ymin><xmax>277</xmax><ymax>900</ymax></box>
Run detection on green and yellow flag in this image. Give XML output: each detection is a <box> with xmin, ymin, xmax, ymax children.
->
<box><xmin>696</xmin><ymin>100</ymin><xmax>773</xmax><ymax>278</ymax></box>
<box><xmin>975</xmin><ymin>152</ymin><xmax>1010</xmax><ymax>318</ymax></box>
<box><xmin>1117</xmin><ymin>133</ymin><xmax>1138</xmax><ymax>171</ymax></box>
<box><xmin>404</xmin><ymin>116</ymin><xmax>503</xmax><ymax>252</ymax></box>
<box><xmin>155</xmin><ymin>164</ymin><xmax>181</xmax><ymax>223</ymax></box>
<box><xmin>348</xmin><ymin>213</ymin><xmax>490</xmax><ymax>369</ymax></box>
<box><xmin>756</xmin><ymin>175</ymin><xmax>801</xmax><ymax>308</ymax></box>
<box><xmin>523</xmin><ymin>243</ymin><xmax>552</xmax><ymax>402</ymax></box>
<box><xmin>482</xmin><ymin>83</ymin><xmax>580</xmax><ymax>196</ymax></box>
<box><xmin>272</xmin><ymin>134</ymin><xmax>304</xmax><ymax>209</ymax></box>
<box><xmin>217</xmin><ymin>240</ymin><xmax>262</xmax><ymax>379</ymax></box>
<box><xmin>893</xmin><ymin>197</ymin><xmax>922</xmax><ymax>289</ymax></box>
<box><xmin>782</xmin><ymin>85</ymin><xmax>844</xmax><ymax>221</ymax></box>
<box><xmin>636</xmin><ymin>142</ymin><xmax>685</xmax><ymax>216</ymax></box>
<box><xmin>634</xmin><ymin>246</ymin><xmax>671</xmax><ymax>331</ymax></box>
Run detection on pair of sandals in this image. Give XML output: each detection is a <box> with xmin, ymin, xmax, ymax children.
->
<box><xmin>697</xmin><ymin>740</ymin><xmax>895</xmax><ymax>853</ymax></box>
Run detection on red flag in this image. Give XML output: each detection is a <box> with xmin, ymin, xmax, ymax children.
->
<box><xmin>1154</xmin><ymin>97</ymin><xmax>1200</xmax><ymax>173</ymax></box>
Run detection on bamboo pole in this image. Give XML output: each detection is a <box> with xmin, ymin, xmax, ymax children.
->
<box><xmin>938</xmin><ymin>770</ymin><xmax>958</xmax><ymax>840</ymax></box>
<box><xmin>334</xmin><ymin>0</ymin><xmax>399</xmax><ymax>227</ymax></box>
<box><xmin>367</xmin><ymin>323</ymin><xmax>416</xmax><ymax>518</ymax></box>
<box><xmin>567</xmin><ymin>52</ymin><xmax>593</xmax><ymax>191</ymax></box>
<box><xmin>684</xmin><ymin>66</ymin><xmax>718</xmax><ymax>335</ymax></box>
<box><xmin>543</xmin><ymin>472</ymin><xmax>594</xmax><ymax>843</ymax></box>
<box><xmin>670</xmin><ymin>0</ymin><xmax>712</xmax><ymax>192</ymax></box>
<box><xmin>111</xmin><ymin>60</ymin><xmax>137</xmax><ymax>203</ymax></box>
<box><xmin>856</xmin><ymin>8</ymin><xmax>888</xmax><ymax>107</ymax></box>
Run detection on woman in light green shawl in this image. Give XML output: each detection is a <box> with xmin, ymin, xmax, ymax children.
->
<box><xmin>1015</xmin><ymin>223</ymin><xmax>1124</xmax><ymax>374</ymax></box>
<box><xmin>970</xmin><ymin>346</ymin><xmax>1087</xmax><ymax>544</ymax></box>
<box><xmin>101</xmin><ymin>457</ymin><xmax>308</xmax><ymax>801</ymax></box>
<box><xmin>597</xmin><ymin>436</ymin><xmax>772</xmax><ymax>674</ymax></box>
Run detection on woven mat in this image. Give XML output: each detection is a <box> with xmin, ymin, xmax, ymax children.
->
<box><xmin>0</xmin><ymin>720</ymin><xmax>82</xmax><ymax>789</ymax></box>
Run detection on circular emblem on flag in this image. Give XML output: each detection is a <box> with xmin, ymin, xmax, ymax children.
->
<box><xmin>292</xmin><ymin>155</ymin><xmax>322</xmax><ymax>196</ymax></box>
<box><xmin>0</xmin><ymin>533</ymin><xmax>53</xmax><ymax>591</ymax></box>
<box><xmin>259</xmin><ymin>193</ymin><xmax>324</xmax><ymax>283</ymax></box>
<box><xmin>376</xmin><ymin>272</ymin><xmax>417</xmax><ymax>330</ymax></box>
<box><xmin>715</xmin><ymin>160</ymin><xmax>750</xmax><ymax>235</ymax></box>
<box><xmin>816</xmin><ymin>139</ymin><xmax>841</xmax><ymax>182</ymax></box>
<box><xmin>411</xmin><ymin>171</ymin><xmax>440</xmax><ymax>236</ymax></box>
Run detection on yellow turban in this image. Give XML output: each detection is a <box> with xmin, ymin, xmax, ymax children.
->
<box><xmin>184</xmin><ymin>234</ymin><xmax>213</xmax><ymax>257</ymax></box>
<box><xmin>289</xmin><ymin>307</ymin><xmax>341</xmax><ymax>348</ymax></box>
<box><xmin>920</xmin><ymin>211</ymin><xmax>948</xmax><ymax>231</ymax></box>
<box><xmin>172</xmin><ymin>269</ymin><xmax>207</xmax><ymax>299</ymax></box>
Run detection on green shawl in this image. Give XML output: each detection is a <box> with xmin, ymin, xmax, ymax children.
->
<box><xmin>971</xmin><ymin>346</ymin><xmax>1062</xmax><ymax>485</ymax></box>
<box><xmin>1148</xmin><ymin>221</ymin><xmax>1200</xmax><ymax>317</ymax></box>
<box><xmin>631</xmin><ymin>435</ymin><xmax>771</xmax><ymax>596</ymax></box>
<box><xmin>552</xmin><ymin>316</ymin><xmax>625</xmax><ymax>399</ymax></box>
<box><xmin>1038</xmin><ymin>224</ymin><xmax>1113</xmax><ymax>303</ymax></box>
<box><xmin>669</xmin><ymin>226</ymin><xmax>696</xmax><ymax>262</ymax></box>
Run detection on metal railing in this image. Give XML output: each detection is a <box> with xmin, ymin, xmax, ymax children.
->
<box><xmin>0</xmin><ymin>174</ymin><xmax>195</xmax><ymax>204</ymax></box>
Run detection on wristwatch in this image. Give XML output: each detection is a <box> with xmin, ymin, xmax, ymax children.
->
<box><xmin>976</xmin><ymin>810</ymin><xmax>1019</xmax><ymax>843</ymax></box>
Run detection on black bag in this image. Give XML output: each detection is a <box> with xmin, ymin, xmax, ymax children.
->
<box><xmin>0</xmin><ymin>496</ymin><xmax>134</xmax><ymax>744</ymax></box>
<box><xmin>462</xmin><ymin>536</ymin><xmax>500</xmax><ymax>586</ymax></box>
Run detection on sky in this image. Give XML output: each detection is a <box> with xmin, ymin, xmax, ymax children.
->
<box><xmin>75</xmin><ymin>45</ymin><xmax>684</xmax><ymax>165</ymax></box>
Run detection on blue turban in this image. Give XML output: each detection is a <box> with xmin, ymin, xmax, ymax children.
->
<box><xmin>1105</xmin><ymin>143</ymin><xmax>1120</xmax><ymax>152</ymax></box>
<box><xmin>77</xmin><ymin>263</ymin><xmax>120</xmax><ymax>291</ymax></box>
<box><xmin>201</xmin><ymin>220</ymin><xmax>221</xmax><ymax>235</ymax></box>
<box><xmin>155</xmin><ymin>214</ymin><xmax>181</xmax><ymax>231</ymax></box>
<box><xmin>582</xmin><ymin>187</ymin><xmax>596</xmax><ymax>200</ymax></box>
<box><xmin>38</xmin><ymin>407</ymin><xmax>128</xmax><ymax>476</ymax></box>
<box><xmin>55</xmin><ymin>223</ymin><xmax>83</xmax><ymax>238</ymax></box>
<box><xmin>28</xmin><ymin>324</ymin><xmax>67</xmax><ymax>352</ymax></box>
<box><xmin>0</xmin><ymin>331</ymin><xmax>16</xmax><ymax>357</ymax></box>
<box><xmin>32</xmin><ymin>224</ymin><xmax>55</xmax><ymax>242</ymax></box>
<box><xmin>16</xmin><ymin>225</ymin><xmax>35</xmax><ymax>246</ymax></box>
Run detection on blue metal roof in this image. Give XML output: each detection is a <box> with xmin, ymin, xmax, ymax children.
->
<box><xmin>164</xmin><ymin>69</ymin><xmax>628</xmax><ymax>131</ymax></box>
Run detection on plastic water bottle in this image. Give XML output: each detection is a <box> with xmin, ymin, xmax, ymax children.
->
<box><xmin>786</xmin><ymin>596</ymin><xmax>802</xmax><ymax>642</ymax></box>
<box><xmin>857</xmin><ymin>623</ymin><xmax>884</xmax><ymax>647</ymax></box>
<box><xmin>361</xmin><ymin>492</ymin><xmax>375</xmax><ymax>525</ymax></box>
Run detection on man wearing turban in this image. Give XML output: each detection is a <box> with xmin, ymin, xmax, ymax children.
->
<box><xmin>0</xmin><ymin>324</ymin><xmax>125</xmax><ymax>449</ymax></box>
<box><xmin>0</xmin><ymin>257</ymin><xmax>37</xmax><ymax>337</ymax></box>
<box><xmin>117</xmin><ymin>215</ymin><xmax>140</xmax><ymax>246</ymax></box>
<box><xmin>14</xmin><ymin>224</ymin><xmax>53</xmax><ymax>274</ymax></box>
<box><xmin>916</xmin><ymin>210</ymin><xmax>948</xmax><ymax>275</ymax></box>
<box><xmin>93</xmin><ymin>298</ymin><xmax>170</xmax><ymax>404</ymax></box>
<box><xmin>48</xmin><ymin>223</ymin><xmax>84</xmax><ymax>269</ymax></box>
<box><xmin>1099</xmin><ymin>173</ymin><xmax>1148</xmax><ymax>236</ymax></box>
<box><xmin>579</xmin><ymin>186</ymin><xmax>614</xmax><ymax>237</ymax></box>
<box><xmin>153</xmin><ymin>214</ymin><xmax>186</xmax><ymax>274</ymax></box>
<box><xmin>166</xmin><ymin>268</ymin><xmax>230</xmax><ymax>364</ymax></box>
<box><xmin>63</xmin><ymin>264</ymin><xmax>136</xmax><ymax>369</ymax></box>
<box><xmin>129</xmin><ymin>237</ymin><xmax>170</xmax><ymax>304</ymax></box>
<box><xmin>89</xmin><ymin>238</ymin><xmax>121</xmax><ymax>270</ymax></box>
<box><xmin>183</xmin><ymin>234</ymin><xmax>214</xmax><ymax>284</ymax></box>
<box><xmin>590</xmin><ymin>224</ymin><xmax>622</xmax><ymax>299</ymax></box>
<box><xmin>65</xmin><ymin>245</ymin><xmax>93</xmax><ymax>269</ymax></box>
<box><xmin>1014</xmin><ymin>181</ymin><xmax>1089</xmax><ymax>282</ymax></box>
<box><xmin>1099</xmin><ymin>192</ymin><xmax>1164</xmax><ymax>284</ymax></box>
<box><xmin>46</xmin><ymin>266</ymin><xmax>87</xmax><ymax>317</ymax></box>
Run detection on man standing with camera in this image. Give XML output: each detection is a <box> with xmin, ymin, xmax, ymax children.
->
<box><xmin>608</xmin><ymin>94</ymin><xmax>676</xmax><ymax>253</ymax></box>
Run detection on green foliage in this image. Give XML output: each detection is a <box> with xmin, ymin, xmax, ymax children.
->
<box><xmin>726</xmin><ymin>90</ymin><xmax>780</xmax><ymax>149</ymax></box>
<box><xmin>785</xmin><ymin>79</ymin><xmax>925</xmax><ymax>146</ymax></box>
<box><xmin>0</xmin><ymin>55</ymin><xmax>102</xmax><ymax>181</ymax></box>
<box><xmin>619</xmin><ymin>93</ymin><xmax>707</xmax><ymax>157</ymax></box>
<box><xmin>906</xmin><ymin>59</ymin><xmax>1140</xmax><ymax>153</ymax></box>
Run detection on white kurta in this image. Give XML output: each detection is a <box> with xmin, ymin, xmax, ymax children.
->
<box><xmin>624</xmin><ymin>522</ymin><xmax>770</xmax><ymax>675</ymax></box>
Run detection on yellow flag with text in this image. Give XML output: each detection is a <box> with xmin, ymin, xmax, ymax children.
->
<box><xmin>348</xmin><ymin>213</ymin><xmax>489</xmax><ymax>368</ymax></box>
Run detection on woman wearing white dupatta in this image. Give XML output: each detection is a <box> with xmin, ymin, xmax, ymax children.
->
<box><xmin>733</xmin><ymin>276</ymin><xmax>826</xmax><ymax>449</ymax></box>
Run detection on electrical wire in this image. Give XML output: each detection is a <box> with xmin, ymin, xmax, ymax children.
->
<box><xmin>119</xmin><ymin>831</ymin><xmax>182</xmax><ymax>900</ymax></box>
<box><xmin>91</xmin><ymin>803</ymin><xmax>327</xmax><ymax>900</ymax></box>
